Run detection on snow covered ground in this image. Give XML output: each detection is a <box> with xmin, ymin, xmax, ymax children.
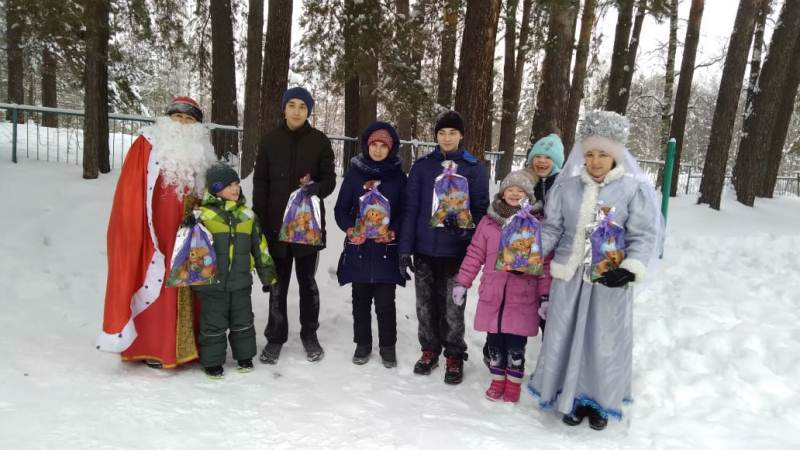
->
<box><xmin>1</xmin><ymin>152</ymin><xmax>799</xmax><ymax>450</ymax></box>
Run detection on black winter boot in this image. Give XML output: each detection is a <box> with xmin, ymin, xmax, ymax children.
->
<box><xmin>587</xmin><ymin>407</ymin><xmax>608</xmax><ymax>430</ymax></box>
<box><xmin>562</xmin><ymin>405</ymin><xmax>590</xmax><ymax>426</ymax></box>
<box><xmin>379</xmin><ymin>346</ymin><xmax>397</xmax><ymax>368</ymax></box>
<box><xmin>259</xmin><ymin>343</ymin><xmax>282</xmax><ymax>364</ymax></box>
<box><xmin>443</xmin><ymin>356</ymin><xmax>464</xmax><ymax>385</ymax></box>
<box><xmin>237</xmin><ymin>359</ymin><xmax>254</xmax><ymax>373</ymax></box>
<box><xmin>302</xmin><ymin>334</ymin><xmax>325</xmax><ymax>362</ymax></box>
<box><xmin>204</xmin><ymin>365</ymin><xmax>224</xmax><ymax>380</ymax></box>
<box><xmin>352</xmin><ymin>344</ymin><xmax>371</xmax><ymax>365</ymax></box>
<box><xmin>413</xmin><ymin>351</ymin><xmax>439</xmax><ymax>375</ymax></box>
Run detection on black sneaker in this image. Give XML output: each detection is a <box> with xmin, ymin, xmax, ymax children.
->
<box><xmin>302</xmin><ymin>335</ymin><xmax>325</xmax><ymax>362</ymax></box>
<box><xmin>237</xmin><ymin>358</ymin><xmax>254</xmax><ymax>373</ymax></box>
<box><xmin>379</xmin><ymin>346</ymin><xmax>397</xmax><ymax>368</ymax></box>
<box><xmin>259</xmin><ymin>343</ymin><xmax>282</xmax><ymax>365</ymax></box>
<box><xmin>443</xmin><ymin>356</ymin><xmax>464</xmax><ymax>385</ymax></box>
<box><xmin>204</xmin><ymin>365</ymin><xmax>224</xmax><ymax>380</ymax></box>
<box><xmin>143</xmin><ymin>359</ymin><xmax>162</xmax><ymax>369</ymax></box>
<box><xmin>352</xmin><ymin>344</ymin><xmax>371</xmax><ymax>365</ymax></box>
<box><xmin>587</xmin><ymin>407</ymin><xmax>608</xmax><ymax>430</ymax></box>
<box><xmin>413</xmin><ymin>351</ymin><xmax>439</xmax><ymax>375</ymax></box>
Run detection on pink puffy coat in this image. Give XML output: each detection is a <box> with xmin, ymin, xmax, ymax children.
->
<box><xmin>455</xmin><ymin>215</ymin><xmax>551</xmax><ymax>337</ymax></box>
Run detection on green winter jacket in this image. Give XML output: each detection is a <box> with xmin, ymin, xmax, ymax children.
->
<box><xmin>193</xmin><ymin>191</ymin><xmax>277</xmax><ymax>292</ymax></box>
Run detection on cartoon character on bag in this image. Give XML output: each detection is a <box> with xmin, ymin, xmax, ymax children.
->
<box><xmin>430</xmin><ymin>161</ymin><xmax>475</xmax><ymax>229</ymax></box>
<box><xmin>589</xmin><ymin>207</ymin><xmax>626</xmax><ymax>282</ymax></box>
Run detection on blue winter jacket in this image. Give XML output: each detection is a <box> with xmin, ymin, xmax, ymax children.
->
<box><xmin>335</xmin><ymin>122</ymin><xmax>408</xmax><ymax>286</ymax></box>
<box><xmin>398</xmin><ymin>145</ymin><xmax>490</xmax><ymax>259</ymax></box>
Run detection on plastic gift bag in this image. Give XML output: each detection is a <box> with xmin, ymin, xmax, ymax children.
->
<box><xmin>353</xmin><ymin>180</ymin><xmax>391</xmax><ymax>240</ymax></box>
<box><xmin>278</xmin><ymin>188</ymin><xmax>323</xmax><ymax>246</ymax></box>
<box><xmin>495</xmin><ymin>203</ymin><xmax>543</xmax><ymax>275</ymax></box>
<box><xmin>430</xmin><ymin>160</ymin><xmax>475</xmax><ymax>229</ymax></box>
<box><xmin>166</xmin><ymin>222</ymin><xmax>217</xmax><ymax>287</ymax></box>
<box><xmin>588</xmin><ymin>206</ymin><xmax>626</xmax><ymax>282</ymax></box>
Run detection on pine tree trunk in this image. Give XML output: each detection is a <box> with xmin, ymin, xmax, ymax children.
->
<box><xmin>761</xmin><ymin>34</ymin><xmax>800</xmax><ymax>197</ymax></box>
<box><xmin>496</xmin><ymin>0</ymin><xmax>521</xmax><ymax>182</ymax></box>
<box><xmin>698</xmin><ymin>0</ymin><xmax>764</xmax><ymax>210</ymax></box>
<box><xmin>210</xmin><ymin>0</ymin><xmax>240</xmax><ymax>158</ymax></box>
<box><xmin>605</xmin><ymin>0</ymin><xmax>634</xmax><ymax>114</ymax></box>
<box><xmin>395</xmin><ymin>0</ymin><xmax>424</xmax><ymax>172</ymax></box>
<box><xmin>529</xmin><ymin>0</ymin><xmax>577</xmax><ymax>144</ymax></box>
<box><xmin>241</xmin><ymin>0</ymin><xmax>264</xmax><ymax>178</ymax></box>
<box><xmin>6</xmin><ymin>0</ymin><xmax>25</xmax><ymax>122</ymax></box>
<box><xmin>658</xmin><ymin>0</ymin><xmax>679</xmax><ymax>172</ymax></box>
<box><xmin>667</xmin><ymin>0</ymin><xmax>704</xmax><ymax>197</ymax></box>
<box><xmin>733</xmin><ymin>0</ymin><xmax>800</xmax><ymax>205</ymax></box>
<box><xmin>41</xmin><ymin>46</ymin><xmax>59</xmax><ymax>128</ymax></box>
<box><xmin>454</xmin><ymin>0</ymin><xmax>502</xmax><ymax>159</ymax></box>
<box><xmin>563</xmin><ymin>0</ymin><xmax>597</xmax><ymax>154</ymax></box>
<box><xmin>343</xmin><ymin>0</ymin><xmax>361</xmax><ymax>176</ymax></box>
<box><xmin>617</xmin><ymin>0</ymin><xmax>646</xmax><ymax>114</ymax></box>
<box><xmin>436</xmin><ymin>0</ymin><xmax>461</xmax><ymax>110</ymax></box>
<box><xmin>259</xmin><ymin>0</ymin><xmax>293</xmax><ymax>138</ymax></box>
<box><xmin>744</xmin><ymin>0</ymin><xmax>770</xmax><ymax>114</ymax></box>
<box><xmin>357</xmin><ymin>0</ymin><xmax>381</xmax><ymax>131</ymax></box>
<box><xmin>82</xmin><ymin>0</ymin><xmax>110</xmax><ymax>179</ymax></box>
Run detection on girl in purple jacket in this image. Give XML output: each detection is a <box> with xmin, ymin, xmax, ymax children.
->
<box><xmin>452</xmin><ymin>171</ymin><xmax>544</xmax><ymax>403</ymax></box>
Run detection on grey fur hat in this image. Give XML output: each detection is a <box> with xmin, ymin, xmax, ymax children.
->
<box><xmin>499</xmin><ymin>169</ymin><xmax>536</xmax><ymax>200</ymax></box>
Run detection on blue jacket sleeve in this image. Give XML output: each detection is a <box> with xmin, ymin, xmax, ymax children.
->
<box><xmin>334</xmin><ymin>173</ymin><xmax>357</xmax><ymax>232</ymax></box>
<box><xmin>398</xmin><ymin>165</ymin><xmax>420</xmax><ymax>255</ymax></box>
<box><xmin>467</xmin><ymin>162</ymin><xmax>490</xmax><ymax>236</ymax></box>
<box><xmin>390</xmin><ymin>174</ymin><xmax>408</xmax><ymax>238</ymax></box>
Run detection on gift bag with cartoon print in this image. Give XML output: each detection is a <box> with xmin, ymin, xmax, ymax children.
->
<box><xmin>353</xmin><ymin>180</ymin><xmax>391</xmax><ymax>240</ymax></box>
<box><xmin>589</xmin><ymin>206</ymin><xmax>626</xmax><ymax>281</ymax></box>
<box><xmin>278</xmin><ymin>188</ymin><xmax>324</xmax><ymax>246</ymax></box>
<box><xmin>495</xmin><ymin>203</ymin><xmax>543</xmax><ymax>275</ymax></box>
<box><xmin>430</xmin><ymin>160</ymin><xmax>475</xmax><ymax>229</ymax></box>
<box><xmin>167</xmin><ymin>222</ymin><xmax>218</xmax><ymax>287</ymax></box>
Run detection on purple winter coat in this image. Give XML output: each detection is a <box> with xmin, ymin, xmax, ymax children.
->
<box><xmin>455</xmin><ymin>215</ymin><xmax>548</xmax><ymax>337</ymax></box>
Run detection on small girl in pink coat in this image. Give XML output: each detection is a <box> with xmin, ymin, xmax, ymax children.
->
<box><xmin>452</xmin><ymin>170</ymin><xmax>545</xmax><ymax>402</ymax></box>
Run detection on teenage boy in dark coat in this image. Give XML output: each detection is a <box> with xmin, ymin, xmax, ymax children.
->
<box><xmin>252</xmin><ymin>87</ymin><xmax>336</xmax><ymax>364</ymax></box>
<box><xmin>334</xmin><ymin>121</ymin><xmax>407</xmax><ymax>368</ymax></box>
<box><xmin>398</xmin><ymin>110</ymin><xmax>490</xmax><ymax>384</ymax></box>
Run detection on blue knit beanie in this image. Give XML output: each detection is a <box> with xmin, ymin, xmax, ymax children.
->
<box><xmin>527</xmin><ymin>133</ymin><xmax>564</xmax><ymax>175</ymax></box>
<box><xmin>281</xmin><ymin>87</ymin><xmax>315</xmax><ymax>116</ymax></box>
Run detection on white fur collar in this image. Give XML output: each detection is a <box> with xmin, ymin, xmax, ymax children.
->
<box><xmin>579</xmin><ymin>165</ymin><xmax>625</xmax><ymax>186</ymax></box>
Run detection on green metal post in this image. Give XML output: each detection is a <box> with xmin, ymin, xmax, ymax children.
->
<box><xmin>661</xmin><ymin>138</ymin><xmax>676</xmax><ymax>220</ymax></box>
<box><xmin>11</xmin><ymin>108</ymin><xmax>18</xmax><ymax>163</ymax></box>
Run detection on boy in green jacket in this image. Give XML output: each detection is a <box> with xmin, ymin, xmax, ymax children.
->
<box><xmin>194</xmin><ymin>163</ymin><xmax>277</xmax><ymax>379</ymax></box>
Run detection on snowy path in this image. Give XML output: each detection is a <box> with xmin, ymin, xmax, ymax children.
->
<box><xmin>1</xmin><ymin>156</ymin><xmax>798</xmax><ymax>449</ymax></box>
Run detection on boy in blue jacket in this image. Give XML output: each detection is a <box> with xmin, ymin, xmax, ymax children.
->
<box><xmin>335</xmin><ymin>122</ymin><xmax>407</xmax><ymax>368</ymax></box>
<box><xmin>398</xmin><ymin>110</ymin><xmax>490</xmax><ymax>384</ymax></box>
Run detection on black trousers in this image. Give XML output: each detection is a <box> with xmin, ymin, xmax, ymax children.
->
<box><xmin>352</xmin><ymin>282</ymin><xmax>397</xmax><ymax>348</ymax></box>
<box><xmin>264</xmin><ymin>252</ymin><xmax>320</xmax><ymax>344</ymax></box>
<box><xmin>413</xmin><ymin>254</ymin><xmax>467</xmax><ymax>358</ymax></box>
<box><xmin>486</xmin><ymin>332</ymin><xmax>527</xmax><ymax>375</ymax></box>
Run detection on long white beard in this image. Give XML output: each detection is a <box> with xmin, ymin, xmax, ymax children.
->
<box><xmin>147</xmin><ymin>116</ymin><xmax>217</xmax><ymax>198</ymax></box>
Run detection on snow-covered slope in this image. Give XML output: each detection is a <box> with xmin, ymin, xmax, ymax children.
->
<box><xmin>1</xmin><ymin>155</ymin><xmax>798</xmax><ymax>450</ymax></box>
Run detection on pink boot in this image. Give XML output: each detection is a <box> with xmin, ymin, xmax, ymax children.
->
<box><xmin>485</xmin><ymin>368</ymin><xmax>506</xmax><ymax>401</ymax></box>
<box><xmin>503</xmin><ymin>369</ymin><xmax>523</xmax><ymax>403</ymax></box>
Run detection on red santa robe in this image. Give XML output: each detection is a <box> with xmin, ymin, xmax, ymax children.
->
<box><xmin>96</xmin><ymin>132</ymin><xmax>200</xmax><ymax>368</ymax></box>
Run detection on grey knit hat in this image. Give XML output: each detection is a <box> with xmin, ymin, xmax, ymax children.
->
<box><xmin>206</xmin><ymin>163</ymin><xmax>240</xmax><ymax>194</ymax></box>
<box><xmin>499</xmin><ymin>170</ymin><xmax>536</xmax><ymax>200</ymax></box>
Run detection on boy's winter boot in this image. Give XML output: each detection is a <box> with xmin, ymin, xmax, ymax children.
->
<box><xmin>237</xmin><ymin>358</ymin><xmax>254</xmax><ymax>373</ymax></box>
<box><xmin>379</xmin><ymin>346</ymin><xmax>397</xmax><ymax>368</ymax></box>
<box><xmin>204</xmin><ymin>365</ymin><xmax>224</xmax><ymax>380</ymax></box>
<box><xmin>485</xmin><ymin>368</ymin><xmax>506</xmax><ymax>401</ymax></box>
<box><xmin>259</xmin><ymin>342</ymin><xmax>282</xmax><ymax>365</ymax></box>
<box><xmin>443</xmin><ymin>355</ymin><xmax>464</xmax><ymax>385</ymax></box>
<box><xmin>413</xmin><ymin>351</ymin><xmax>439</xmax><ymax>375</ymax></box>
<box><xmin>302</xmin><ymin>334</ymin><xmax>325</xmax><ymax>362</ymax></box>
<box><xmin>503</xmin><ymin>368</ymin><xmax>523</xmax><ymax>402</ymax></box>
<box><xmin>352</xmin><ymin>344</ymin><xmax>372</xmax><ymax>365</ymax></box>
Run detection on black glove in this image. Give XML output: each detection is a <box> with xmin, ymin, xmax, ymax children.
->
<box><xmin>597</xmin><ymin>268</ymin><xmax>635</xmax><ymax>288</ymax></box>
<box><xmin>399</xmin><ymin>253</ymin><xmax>415</xmax><ymax>281</ymax></box>
<box><xmin>262</xmin><ymin>284</ymin><xmax>271</xmax><ymax>294</ymax></box>
<box><xmin>182</xmin><ymin>212</ymin><xmax>197</xmax><ymax>227</ymax></box>
<box><xmin>442</xmin><ymin>216</ymin><xmax>469</xmax><ymax>239</ymax></box>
